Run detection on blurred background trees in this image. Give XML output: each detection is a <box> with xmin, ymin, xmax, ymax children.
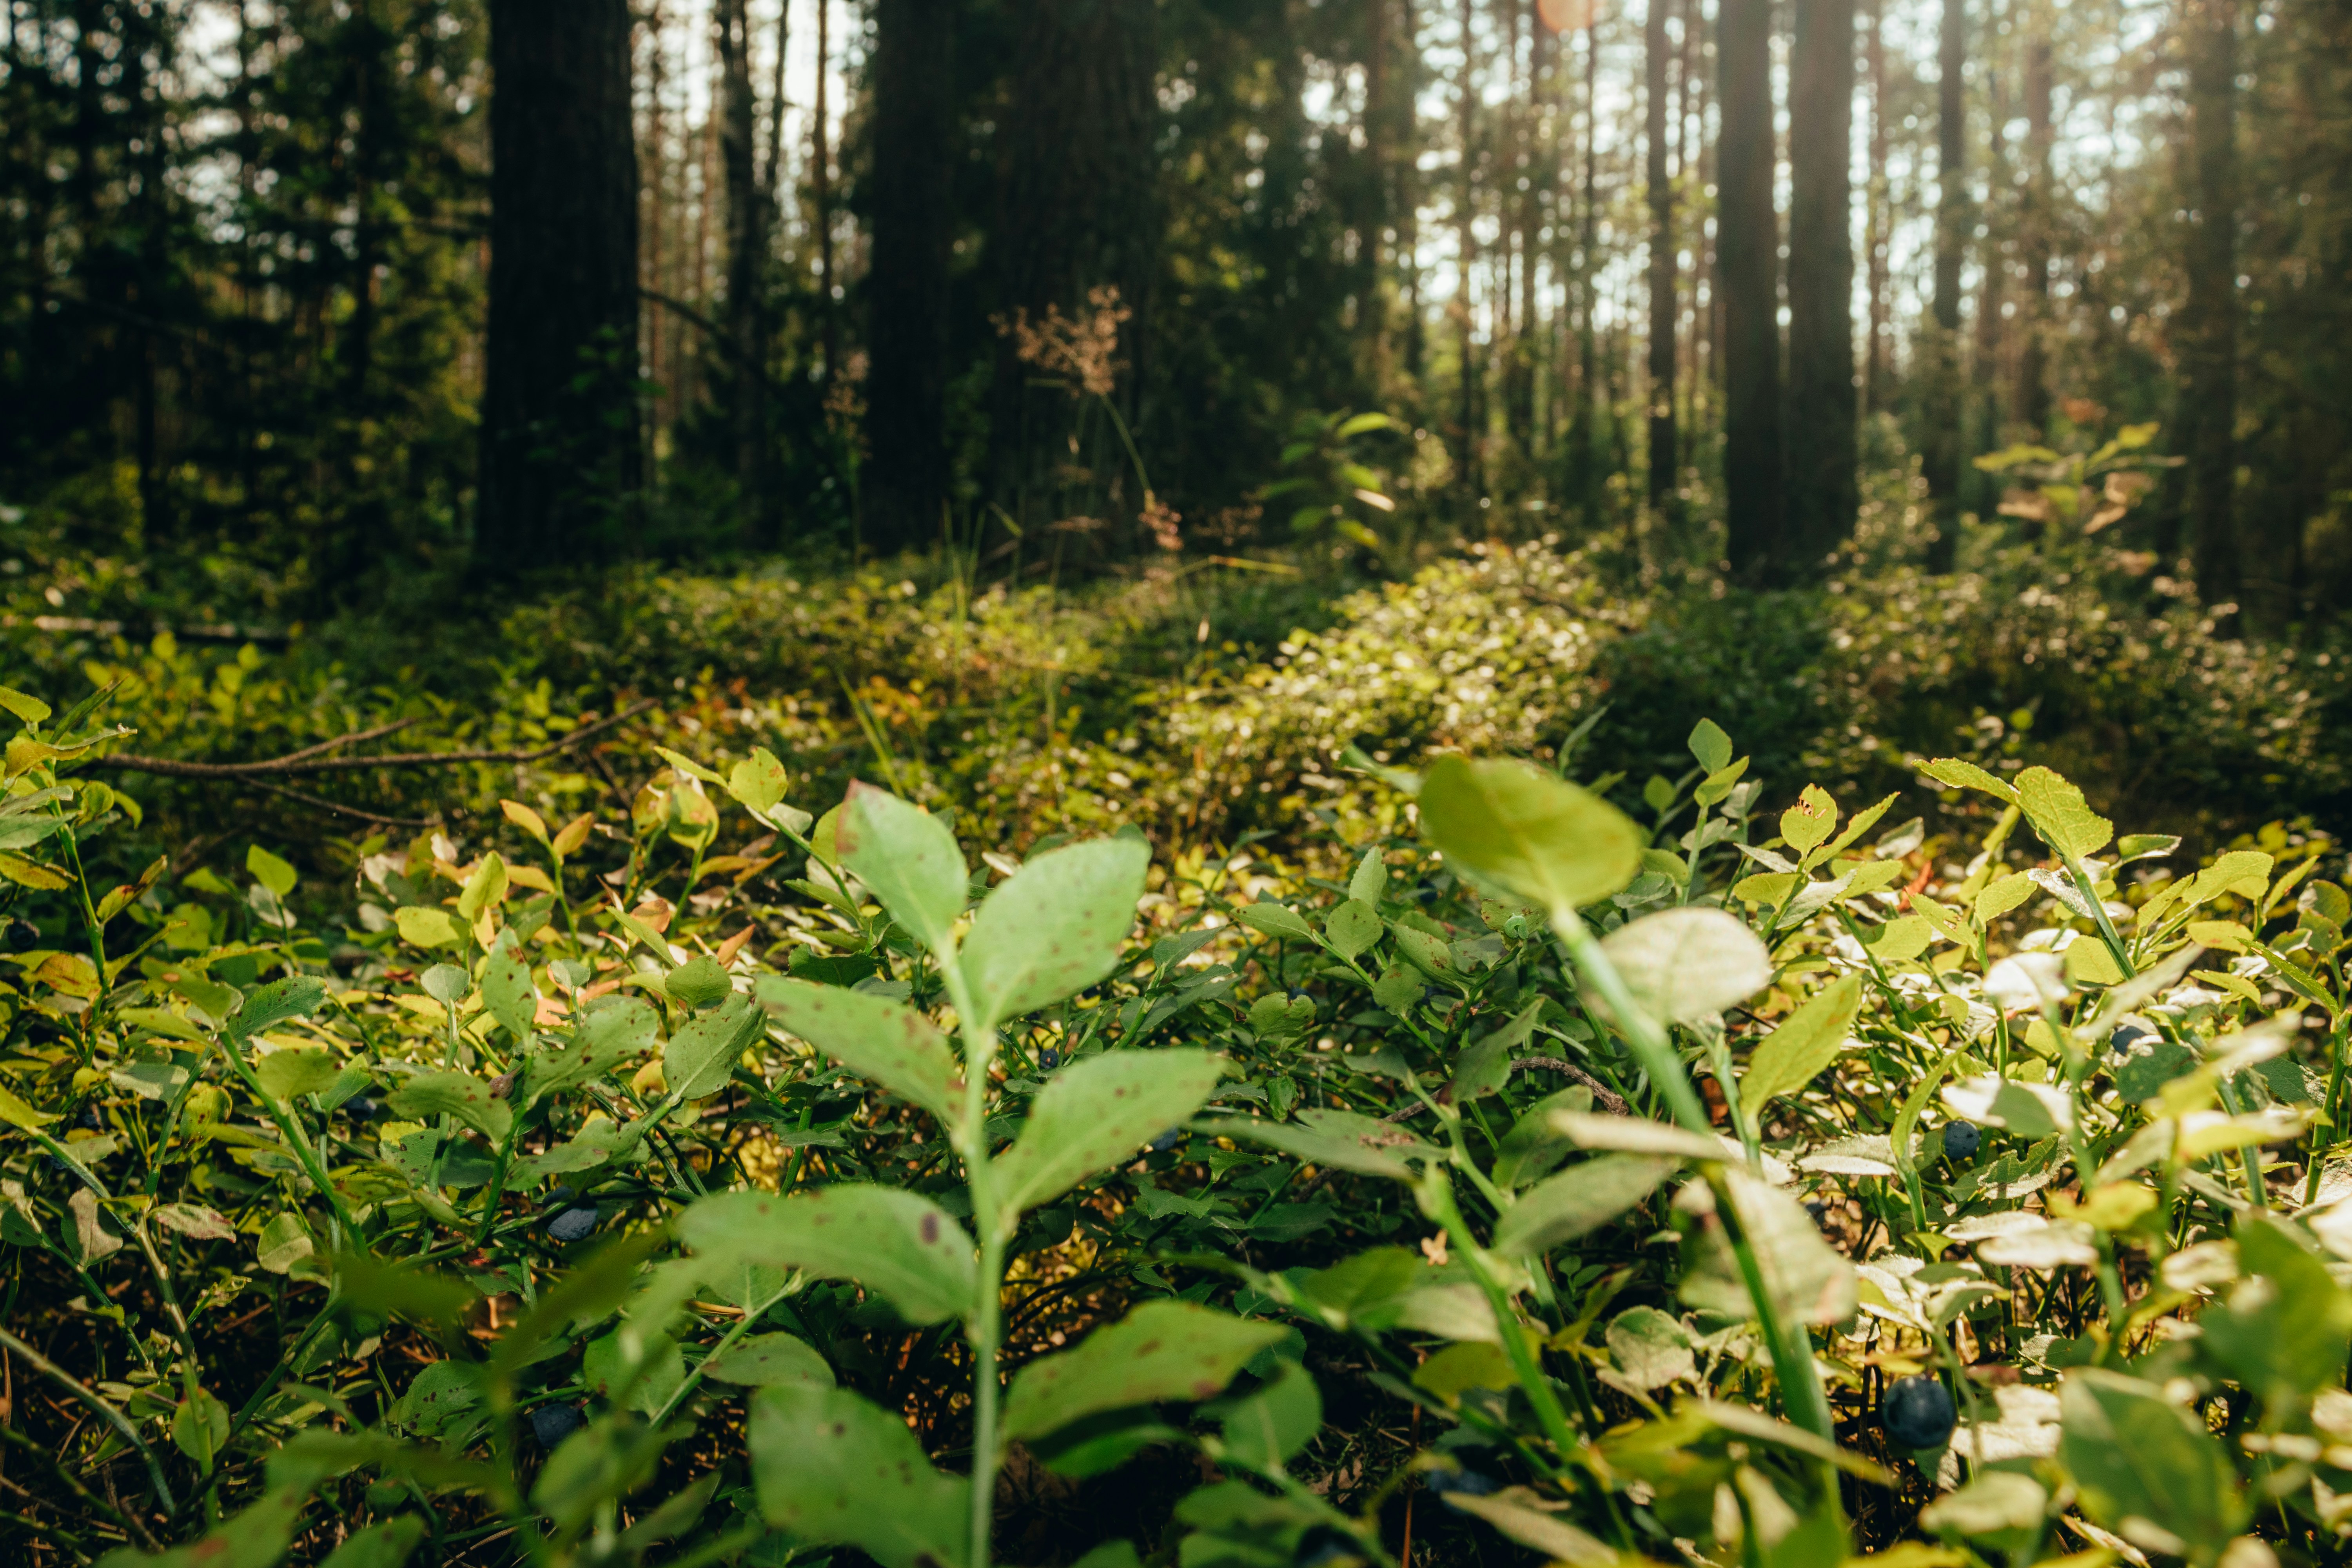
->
<box><xmin>4</xmin><ymin>0</ymin><xmax>2351</xmax><ymax>631</ymax></box>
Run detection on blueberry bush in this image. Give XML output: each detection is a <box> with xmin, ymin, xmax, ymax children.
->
<box><xmin>5</xmin><ymin>674</ymin><xmax>2352</xmax><ymax>1568</ymax></box>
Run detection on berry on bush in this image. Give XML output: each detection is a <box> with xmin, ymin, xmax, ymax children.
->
<box><xmin>2110</xmin><ymin>1020</ymin><xmax>2152</xmax><ymax>1056</ymax></box>
<box><xmin>1036</xmin><ymin>1047</ymin><xmax>1061</xmax><ymax>1071</ymax></box>
<box><xmin>528</xmin><ymin>1403</ymin><xmax>584</xmax><ymax>1447</ymax></box>
<box><xmin>548</xmin><ymin>1205</ymin><xmax>601</xmax><ymax>1243</ymax></box>
<box><xmin>1149</xmin><ymin>1128</ymin><xmax>1183</xmax><ymax>1154</ymax></box>
<box><xmin>1881</xmin><ymin>1376</ymin><xmax>1957</xmax><ymax>1450</ymax></box>
<box><xmin>1422</xmin><ymin>1467</ymin><xmax>1496</xmax><ymax>1497</ymax></box>
<box><xmin>1941</xmin><ymin>1120</ymin><xmax>1981</xmax><ymax>1161</ymax></box>
<box><xmin>2</xmin><ymin>918</ymin><xmax>36</xmax><ymax>951</ymax></box>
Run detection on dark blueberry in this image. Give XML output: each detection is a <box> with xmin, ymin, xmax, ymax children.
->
<box><xmin>2</xmin><ymin>918</ymin><xmax>36</xmax><ymax>951</ymax></box>
<box><xmin>1804</xmin><ymin>1200</ymin><xmax>1829</xmax><ymax>1227</ymax></box>
<box><xmin>545</xmin><ymin>1184</ymin><xmax>577</xmax><ymax>1206</ymax></box>
<box><xmin>1415</xmin><ymin>887</ymin><xmax>1437</xmax><ymax>904</ymax></box>
<box><xmin>342</xmin><ymin>1096</ymin><xmax>378</xmax><ymax>1123</ymax></box>
<box><xmin>2110</xmin><ymin>1021</ymin><xmax>2153</xmax><ymax>1057</ymax></box>
<box><xmin>1036</xmin><ymin>1048</ymin><xmax>1061</xmax><ymax>1071</ymax></box>
<box><xmin>528</xmin><ymin>1403</ymin><xmax>584</xmax><ymax>1448</ymax></box>
<box><xmin>1881</xmin><ymin>1376</ymin><xmax>1957</xmax><ymax>1450</ymax></box>
<box><xmin>1941</xmin><ymin>1121</ymin><xmax>1981</xmax><ymax>1161</ymax></box>
<box><xmin>1295</xmin><ymin>1525</ymin><xmax>1366</xmax><ymax>1567</ymax></box>
<box><xmin>42</xmin><ymin>1153</ymin><xmax>68</xmax><ymax>1175</ymax></box>
<box><xmin>1423</xmin><ymin>1467</ymin><xmax>1496</xmax><ymax>1497</ymax></box>
<box><xmin>77</xmin><ymin>1106</ymin><xmax>102</xmax><ymax>1131</ymax></box>
<box><xmin>1148</xmin><ymin>1129</ymin><xmax>1183</xmax><ymax>1154</ymax></box>
<box><xmin>547</xmin><ymin>1205</ymin><xmax>601</xmax><ymax>1243</ymax></box>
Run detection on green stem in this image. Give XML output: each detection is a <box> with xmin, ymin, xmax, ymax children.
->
<box><xmin>0</xmin><ymin>1326</ymin><xmax>177</xmax><ymax>1517</ymax></box>
<box><xmin>935</xmin><ymin>946</ymin><xmax>1002</xmax><ymax>1568</ymax></box>
<box><xmin>218</xmin><ymin>1032</ymin><xmax>358</xmax><ymax>1238</ymax></box>
<box><xmin>650</xmin><ymin>1281</ymin><xmax>797</xmax><ymax>1427</ymax></box>
<box><xmin>1422</xmin><ymin>1171</ymin><xmax>1582</xmax><ymax>1469</ymax></box>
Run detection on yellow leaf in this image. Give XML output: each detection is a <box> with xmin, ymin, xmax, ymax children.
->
<box><xmin>0</xmin><ymin>1083</ymin><xmax>56</xmax><ymax>1129</ymax></box>
<box><xmin>456</xmin><ymin>853</ymin><xmax>509</xmax><ymax>924</ymax></box>
<box><xmin>1780</xmin><ymin>784</ymin><xmax>1838</xmax><ymax>856</ymax></box>
<box><xmin>500</xmin><ymin>799</ymin><xmax>550</xmax><ymax>846</ymax></box>
<box><xmin>551</xmin><ymin>813</ymin><xmax>595</xmax><ymax>858</ymax></box>
<box><xmin>1973</xmin><ymin>871</ymin><xmax>2036</xmax><ymax>927</ymax></box>
<box><xmin>0</xmin><ymin>851</ymin><xmax>69</xmax><ymax>891</ymax></box>
<box><xmin>394</xmin><ymin>906</ymin><xmax>465</xmax><ymax>949</ymax></box>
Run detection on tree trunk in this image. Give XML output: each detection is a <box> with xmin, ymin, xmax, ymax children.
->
<box><xmin>1786</xmin><ymin>0</ymin><xmax>1857</xmax><ymax>573</ymax></box>
<box><xmin>2183</xmin><ymin>0</ymin><xmax>2242</xmax><ymax>628</ymax></box>
<box><xmin>989</xmin><ymin>0</ymin><xmax>1158</xmax><ymax>528</ymax></box>
<box><xmin>1646</xmin><ymin>0</ymin><xmax>1677</xmax><ymax>508</ymax></box>
<box><xmin>1718</xmin><ymin>0</ymin><xmax>1782</xmax><ymax>581</ymax></box>
<box><xmin>2013</xmin><ymin>0</ymin><xmax>2052</xmax><ymax>433</ymax></box>
<box><xmin>1863</xmin><ymin>0</ymin><xmax>1890</xmax><ymax>412</ymax></box>
<box><xmin>1975</xmin><ymin>7</ymin><xmax>2008</xmax><ymax>472</ymax></box>
<box><xmin>1922</xmin><ymin>0</ymin><xmax>1966</xmax><ymax>573</ymax></box>
<box><xmin>716</xmin><ymin>0</ymin><xmax>775</xmax><ymax>542</ymax></box>
<box><xmin>1456</xmin><ymin>0</ymin><xmax>1479</xmax><ymax>506</ymax></box>
<box><xmin>479</xmin><ymin>0</ymin><xmax>641</xmax><ymax>573</ymax></box>
<box><xmin>864</xmin><ymin>0</ymin><xmax>956</xmax><ymax>556</ymax></box>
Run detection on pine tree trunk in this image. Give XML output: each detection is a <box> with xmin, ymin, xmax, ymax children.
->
<box><xmin>1787</xmin><ymin>0</ymin><xmax>1857</xmax><ymax>573</ymax></box>
<box><xmin>2183</xmin><ymin>0</ymin><xmax>2243</xmax><ymax>628</ymax></box>
<box><xmin>1864</xmin><ymin>0</ymin><xmax>1891</xmax><ymax>411</ymax></box>
<box><xmin>1718</xmin><ymin>0</ymin><xmax>1783</xmax><ymax>581</ymax></box>
<box><xmin>864</xmin><ymin>0</ymin><xmax>956</xmax><ymax>556</ymax></box>
<box><xmin>988</xmin><ymin>0</ymin><xmax>1158</xmax><ymax>531</ymax></box>
<box><xmin>479</xmin><ymin>0</ymin><xmax>641</xmax><ymax>573</ymax></box>
<box><xmin>2013</xmin><ymin>0</ymin><xmax>2052</xmax><ymax>433</ymax></box>
<box><xmin>1456</xmin><ymin>0</ymin><xmax>1479</xmax><ymax>506</ymax></box>
<box><xmin>1646</xmin><ymin>0</ymin><xmax>1677</xmax><ymax>508</ymax></box>
<box><xmin>1922</xmin><ymin>0</ymin><xmax>1966</xmax><ymax>573</ymax></box>
<box><xmin>716</xmin><ymin>0</ymin><xmax>774</xmax><ymax>542</ymax></box>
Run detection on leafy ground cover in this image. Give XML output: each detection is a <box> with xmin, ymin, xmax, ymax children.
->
<box><xmin>5</xmin><ymin>654</ymin><xmax>2352</xmax><ymax>1568</ymax></box>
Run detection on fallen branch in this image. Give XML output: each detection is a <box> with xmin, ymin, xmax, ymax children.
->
<box><xmin>245</xmin><ymin>779</ymin><xmax>443</xmax><ymax>829</ymax></box>
<box><xmin>91</xmin><ymin>700</ymin><xmax>655</xmax><ymax>780</ymax></box>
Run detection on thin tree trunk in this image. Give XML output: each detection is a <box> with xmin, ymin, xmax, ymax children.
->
<box><xmin>716</xmin><ymin>0</ymin><xmax>771</xmax><ymax>537</ymax></box>
<box><xmin>479</xmin><ymin>0</ymin><xmax>642</xmax><ymax>572</ymax></box>
<box><xmin>1787</xmin><ymin>0</ymin><xmax>1857</xmax><ymax>573</ymax></box>
<box><xmin>864</xmin><ymin>0</ymin><xmax>956</xmax><ymax>555</ymax></box>
<box><xmin>1718</xmin><ymin>0</ymin><xmax>1782</xmax><ymax>580</ymax></box>
<box><xmin>2183</xmin><ymin>0</ymin><xmax>2242</xmax><ymax>627</ymax></box>
<box><xmin>1577</xmin><ymin>21</ymin><xmax>1600</xmax><ymax>516</ymax></box>
<box><xmin>1864</xmin><ymin>0</ymin><xmax>1891</xmax><ymax>411</ymax></box>
<box><xmin>1457</xmin><ymin>0</ymin><xmax>1479</xmax><ymax>505</ymax></box>
<box><xmin>1922</xmin><ymin>0</ymin><xmax>1966</xmax><ymax>573</ymax></box>
<box><xmin>2013</xmin><ymin>0</ymin><xmax>2052</xmax><ymax>432</ymax></box>
<box><xmin>813</xmin><ymin>0</ymin><xmax>837</xmax><ymax>388</ymax></box>
<box><xmin>1975</xmin><ymin>4</ymin><xmax>2008</xmax><ymax>463</ymax></box>
<box><xmin>1646</xmin><ymin>0</ymin><xmax>1677</xmax><ymax>508</ymax></box>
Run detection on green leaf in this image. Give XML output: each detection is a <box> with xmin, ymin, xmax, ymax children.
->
<box><xmin>317</xmin><ymin>1517</ymin><xmax>427</xmax><ymax>1568</ymax></box>
<box><xmin>1491</xmin><ymin>1154</ymin><xmax>1679</xmax><ymax>1257</ymax></box>
<box><xmin>1738</xmin><ymin>974</ymin><xmax>1864</xmax><ymax>1115</ymax></box>
<box><xmin>2058</xmin><ymin>1369</ymin><xmax>2244</xmax><ymax>1561</ymax></box>
<box><xmin>1323</xmin><ymin>898</ymin><xmax>1382</xmax><ymax>961</ymax></box>
<box><xmin>1491</xmin><ymin>1085</ymin><xmax>1595</xmax><ymax>1190</ymax></box>
<box><xmin>394</xmin><ymin>906</ymin><xmax>464</xmax><ymax>949</ymax></box>
<box><xmin>680</xmin><ymin>1185</ymin><xmax>975</xmax><ymax>1325</ymax></box>
<box><xmin>1235</xmin><ymin>900</ymin><xmax>1318</xmax><ymax>943</ymax></box>
<box><xmin>0</xmin><ymin>686</ymin><xmax>51</xmax><ymax>724</ymax></box>
<box><xmin>528</xmin><ymin>994</ymin><xmax>658</xmax><ymax>1103</ymax></box>
<box><xmin>1779</xmin><ymin>784</ymin><xmax>1838</xmax><ymax>856</ymax></box>
<box><xmin>1204</xmin><ymin>1108</ymin><xmax>1436</xmax><ymax>1182</ymax></box>
<box><xmin>2014</xmin><ymin>766</ymin><xmax>2115</xmax><ymax>860</ymax></box>
<box><xmin>1348</xmin><ymin>847</ymin><xmax>1387</xmax><ymax>907</ymax></box>
<box><xmin>1210</xmin><ymin>1360</ymin><xmax>1322</xmax><ymax>1470</ymax></box>
<box><xmin>328</xmin><ymin>1249</ymin><xmax>475</xmax><ymax>1333</ymax></box>
<box><xmin>1443</xmin><ymin>1486</ymin><xmax>1621</xmax><ymax>1565</ymax></box>
<box><xmin>2196</xmin><ymin>1211</ymin><xmax>2352</xmax><ymax>1406</ymax></box>
<box><xmin>481</xmin><ymin>937</ymin><xmax>537</xmax><ymax>1042</ymax></box>
<box><xmin>94</xmin><ymin>1486</ymin><xmax>309</xmax><ymax>1568</ymax></box>
<box><xmin>230</xmin><ymin>975</ymin><xmax>329</xmax><ymax>1044</ymax></box>
<box><xmin>254</xmin><ymin>1049</ymin><xmax>341</xmax><ymax>1103</ymax></box>
<box><xmin>1334</xmin><ymin>410</ymin><xmax>1398</xmax><ymax>437</ymax></box>
<box><xmin>583</xmin><ymin>1328</ymin><xmax>685</xmax><ymax>1416</ymax></box>
<box><xmin>1002</xmin><ymin>1300</ymin><xmax>1286</xmax><ymax>1443</ymax></box>
<box><xmin>703</xmin><ymin>1332</ymin><xmax>835</xmax><ymax>1388</ymax></box>
<box><xmin>959</xmin><ymin>837</ymin><xmax>1149</xmax><ymax>1032</ymax></box>
<box><xmin>0</xmin><ymin>1082</ymin><xmax>60</xmax><ymax>1130</ymax></box>
<box><xmin>836</xmin><ymin>783</ymin><xmax>966</xmax><ymax>957</ymax></box>
<box><xmin>1679</xmin><ymin>1172</ymin><xmax>1857</xmax><ymax>1327</ymax></box>
<box><xmin>757</xmin><ymin>976</ymin><xmax>964</xmax><ymax>1129</ymax></box>
<box><xmin>1607</xmin><ymin>1306</ymin><xmax>1697</xmax><ymax>1390</ymax></box>
<box><xmin>663</xmin><ymin>992</ymin><xmax>764</xmax><ymax>1101</ymax></box>
<box><xmin>1919</xmin><ymin>758</ymin><xmax>2020</xmax><ymax>805</ymax></box>
<box><xmin>455</xmin><ymin>853</ymin><xmax>507</xmax><ymax>926</ymax></box>
<box><xmin>246</xmin><ymin>844</ymin><xmax>297</xmax><ymax>898</ymax></box>
<box><xmin>749</xmin><ymin>1383</ymin><xmax>969</xmax><ymax>1568</ymax></box>
<box><xmin>664</xmin><ymin>954</ymin><xmax>731</xmax><ymax>1009</ymax></box>
<box><xmin>991</xmin><ymin>1049</ymin><xmax>1227</xmax><ymax>1223</ymax></box>
<box><xmin>530</xmin><ymin>1413</ymin><xmax>670</xmax><ymax>1535</ymax></box>
<box><xmin>387</xmin><ymin>1071</ymin><xmax>514</xmax><ymax>1142</ymax></box>
<box><xmin>1418</xmin><ymin>756</ymin><xmax>1642</xmax><ymax>915</ymax></box>
<box><xmin>173</xmin><ymin>1385</ymin><xmax>230</xmax><ymax>1467</ymax></box>
<box><xmin>1688</xmin><ymin>719</ymin><xmax>1733</xmax><ymax>773</ymax></box>
<box><xmin>1599</xmin><ymin>907</ymin><xmax>1771</xmax><ymax>1026</ymax></box>
<box><xmin>724</xmin><ymin>748</ymin><xmax>791</xmax><ymax>815</ymax></box>
<box><xmin>256</xmin><ymin>1213</ymin><xmax>315</xmax><ymax>1275</ymax></box>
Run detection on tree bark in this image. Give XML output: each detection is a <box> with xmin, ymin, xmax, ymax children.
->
<box><xmin>1718</xmin><ymin>0</ymin><xmax>1782</xmax><ymax>581</ymax></box>
<box><xmin>479</xmin><ymin>0</ymin><xmax>641</xmax><ymax>573</ymax></box>
<box><xmin>2182</xmin><ymin>0</ymin><xmax>2242</xmax><ymax>629</ymax></box>
<box><xmin>1456</xmin><ymin>0</ymin><xmax>1480</xmax><ymax>506</ymax></box>
<box><xmin>1646</xmin><ymin>0</ymin><xmax>1677</xmax><ymax>507</ymax></box>
<box><xmin>1922</xmin><ymin>0</ymin><xmax>1966</xmax><ymax>573</ymax></box>
<box><xmin>716</xmin><ymin>0</ymin><xmax>776</xmax><ymax>543</ymax></box>
<box><xmin>1786</xmin><ymin>0</ymin><xmax>1857</xmax><ymax>573</ymax></box>
<box><xmin>864</xmin><ymin>0</ymin><xmax>956</xmax><ymax>555</ymax></box>
<box><xmin>2013</xmin><ymin>0</ymin><xmax>2052</xmax><ymax>433</ymax></box>
<box><xmin>1864</xmin><ymin>0</ymin><xmax>1891</xmax><ymax>412</ymax></box>
<box><xmin>988</xmin><ymin>0</ymin><xmax>1158</xmax><ymax>528</ymax></box>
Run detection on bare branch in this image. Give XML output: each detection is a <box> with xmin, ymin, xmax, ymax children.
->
<box><xmin>90</xmin><ymin>700</ymin><xmax>656</xmax><ymax>780</ymax></box>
